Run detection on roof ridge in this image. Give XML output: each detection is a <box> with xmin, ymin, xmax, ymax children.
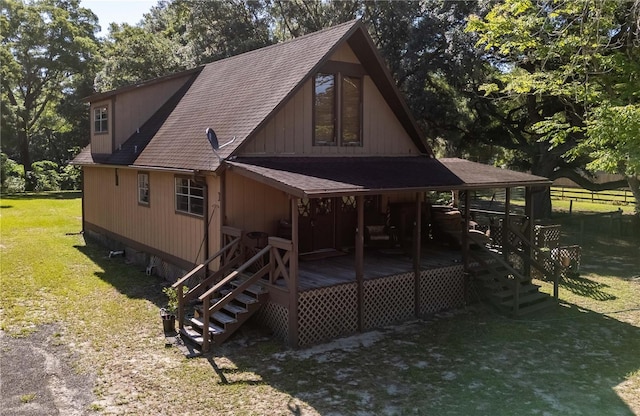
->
<box><xmin>202</xmin><ymin>19</ymin><xmax>360</xmax><ymax>68</ymax></box>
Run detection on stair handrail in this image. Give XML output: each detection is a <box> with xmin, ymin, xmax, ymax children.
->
<box><xmin>199</xmin><ymin>245</ymin><xmax>272</xmax><ymax>352</ymax></box>
<box><xmin>171</xmin><ymin>233</ymin><xmax>243</xmax><ymax>330</ymax></box>
<box><xmin>468</xmin><ymin>236</ymin><xmax>529</xmax><ymax>315</ymax></box>
<box><xmin>506</xmin><ymin>223</ymin><xmax>562</xmax><ymax>299</ymax></box>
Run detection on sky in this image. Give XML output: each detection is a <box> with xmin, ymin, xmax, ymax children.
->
<box><xmin>80</xmin><ymin>0</ymin><xmax>157</xmax><ymax>37</ymax></box>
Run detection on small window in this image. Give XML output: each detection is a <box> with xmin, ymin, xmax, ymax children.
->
<box><xmin>175</xmin><ymin>177</ymin><xmax>204</xmax><ymax>216</ymax></box>
<box><xmin>138</xmin><ymin>173</ymin><xmax>149</xmax><ymax>205</ymax></box>
<box><xmin>314</xmin><ymin>73</ymin><xmax>336</xmax><ymax>145</ymax></box>
<box><xmin>94</xmin><ymin>106</ymin><xmax>108</xmax><ymax>134</ymax></box>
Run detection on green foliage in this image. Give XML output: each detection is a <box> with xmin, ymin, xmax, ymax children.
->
<box><xmin>161</xmin><ymin>286</ymin><xmax>180</xmax><ymax>315</ymax></box>
<box><xmin>27</xmin><ymin>160</ymin><xmax>61</xmax><ymax>192</ymax></box>
<box><xmin>1</xmin><ymin>152</ymin><xmax>25</xmax><ymax>193</ymax></box>
<box><xmin>1</xmin><ymin>0</ymin><xmax>99</xmax><ymax>179</ymax></box>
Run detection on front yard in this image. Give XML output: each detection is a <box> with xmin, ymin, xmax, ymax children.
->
<box><xmin>1</xmin><ymin>193</ymin><xmax>639</xmax><ymax>415</ymax></box>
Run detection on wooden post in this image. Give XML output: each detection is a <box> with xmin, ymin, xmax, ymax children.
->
<box><xmin>524</xmin><ymin>187</ymin><xmax>534</xmax><ymax>280</ymax></box>
<box><xmin>356</xmin><ymin>195</ymin><xmax>364</xmax><ymax>332</ymax></box>
<box><xmin>201</xmin><ymin>295</ymin><xmax>210</xmax><ymax>352</ymax></box>
<box><xmin>414</xmin><ymin>192</ymin><xmax>422</xmax><ymax>317</ymax></box>
<box><xmin>462</xmin><ymin>190</ymin><xmax>470</xmax><ymax>271</ymax></box>
<box><xmin>503</xmin><ymin>187</ymin><xmax>511</xmax><ymax>263</ymax></box>
<box><xmin>288</xmin><ymin>197</ymin><xmax>299</xmax><ymax>348</ymax></box>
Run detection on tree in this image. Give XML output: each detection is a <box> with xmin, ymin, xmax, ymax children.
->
<box><xmin>94</xmin><ymin>23</ymin><xmax>188</xmax><ymax>91</ymax></box>
<box><xmin>466</xmin><ymin>0</ymin><xmax>640</xmax><ymax>217</ymax></box>
<box><xmin>1</xmin><ymin>0</ymin><xmax>99</xmax><ymax>184</ymax></box>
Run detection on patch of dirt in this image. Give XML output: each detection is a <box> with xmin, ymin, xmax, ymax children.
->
<box><xmin>0</xmin><ymin>326</ymin><xmax>95</xmax><ymax>415</ymax></box>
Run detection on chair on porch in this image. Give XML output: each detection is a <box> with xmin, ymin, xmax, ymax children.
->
<box><xmin>363</xmin><ymin>211</ymin><xmax>397</xmax><ymax>248</ymax></box>
<box><xmin>431</xmin><ymin>207</ymin><xmax>489</xmax><ymax>248</ymax></box>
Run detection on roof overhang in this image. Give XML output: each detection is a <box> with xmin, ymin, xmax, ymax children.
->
<box><xmin>225</xmin><ymin>157</ymin><xmax>551</xmax><ymax>199</ymax></box>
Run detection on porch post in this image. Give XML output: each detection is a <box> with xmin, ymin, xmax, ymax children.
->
<box><xmin>413</xmin><ymin>192</ymin><xmax>422</xmax><ymax>317</ymax></box>
<box><xmin>356</xmin><ymin>195</ymin><xmax>364</xmax><ymax>332</ymax></box>
<box><xmin>524</xmin><ymin>187</ymin><xmax>534</xmax><ymax>279</ymax></box>
<box><xmin>288</xmin><ymin>197</ymin><xmax>299</xmax><ymax>347</ymax></box>
<box><xmin>462</xmin><ymin>190</ymin><xmax>470</xmax><ymax>271</ymax></box>
<box><xmin>503</xmin><ymin>187</ymin><xmax>511</xmax><ymax>263</ymax></box>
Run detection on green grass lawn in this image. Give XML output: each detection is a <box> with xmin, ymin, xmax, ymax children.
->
<box><xmin>1</xmin><ymin>193</ymin><xmax>639</xmax><ymax>415</ymax></box>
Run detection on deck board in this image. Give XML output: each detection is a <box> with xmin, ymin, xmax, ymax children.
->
<box><xmin>281</xmin><ymin>246</ymin><xmax>465</xmax><ymax>291</ymax></box>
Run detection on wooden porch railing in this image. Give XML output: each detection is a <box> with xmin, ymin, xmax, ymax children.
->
<box><xmin>171</xmin><ymin>226</ymin><xmax>244</xmax><ymax>330</ymax></box>
<box><xmin>198</xmin><ymin>245</ymin><xmax>272</xmax><ymax>351</ymax></box>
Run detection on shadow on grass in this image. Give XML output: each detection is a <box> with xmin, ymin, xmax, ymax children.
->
<box><xmin>1</xmin><ymin>191</ymin><xmax>81</xmax><ymax>201</ymax></box>
<box><xmin>73</xmin><ymin>241</ymin><xmax>167</xmax><ymax>310</ymax></box>
<box><xmin>561</xmin><ymin>274</ymin><xmax>617</xmax><ymax>301</ymax></box>
<box><xmin>195</xmin><ymin>301</ymin><xmax>640</xmax><ymax>415</ymax></box>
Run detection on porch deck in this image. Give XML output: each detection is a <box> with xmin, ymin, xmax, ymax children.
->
<box><xmin>289</xmin><ymin>245</ymin><xmax>464</xmax><ymax>291</ymax></box>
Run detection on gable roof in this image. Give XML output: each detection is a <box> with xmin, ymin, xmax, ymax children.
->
<box><xmin>74</xmin><ymin>19</ymin><xmax>431</xmax><ymax>171</ymax></box>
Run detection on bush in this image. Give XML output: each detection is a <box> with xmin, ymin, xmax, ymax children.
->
<box><xmin>1</xmin><ymin>153</ymin><xmax>25</xmax><ymax>193</ymax></box>
<box><xmin>28</xmin><ymin>160</ymin><xmax>61</xmax><ymax>191</ymax></box>
<box><xmin>60</xmin><ymin>164</ymin><xmax>81</xmax><ymax>190</ymax></box>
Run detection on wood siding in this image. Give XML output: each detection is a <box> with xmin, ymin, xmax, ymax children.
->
<box><xmin>113</xmin><ymin>75</ymin><xmax>191</xmax><ymax>151</ymax></box>
<box><xmin>90</xmin><ymin>99</ymin><xmax>113</xmax><ymax>155</ymax></box>
<box><xmin>224</xmin><ymin>171</ymin><xmax>289</xmax><ymax>237</ymax></box>
<box><xmin>89</xmin><ymin>75</ymin><xmax>192</xmax><ymax>156</ymax></box>
<box><xmin>241</xmin><ymin>44</ymin><xmax>417</xmax><ymax>157</ymax></box>
<box><xmin>83</xmin><ymin>166</ymin><xmax>211</xmax><ymax>265</ymax></box>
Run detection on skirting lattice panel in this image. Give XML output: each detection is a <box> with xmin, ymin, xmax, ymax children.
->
<box><xmin>419</xmin><ymin>265</ymin><xmax>465</xmax><ymax>315</ymax></box>
<box><xmin>298</xmin><ymin>283</ymin><xmax>357</xmax><ymax>347</ymax></box>
<box><xmin>254</xmin><ymin>301</ymin><xmax>288</xmax><ymax>343</ymax></box>
<box><xmin>363</xmin><ymin>272</ymin><xmax>414</xmax><ymax>329</ymax></box>
<box><xmin>534</xmin><ymin>225</ymin><xmax>561</xmax><ymax>249</ymax></box>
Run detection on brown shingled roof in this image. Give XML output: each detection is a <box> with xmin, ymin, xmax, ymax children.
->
<box><xmin>227</xmin><ymin>157</ymin><xmax>551</xmax><ymax>198</ymax></box>
<box><xmin>132</xmin><ymin>19</ymin><xmax>406</xmax><ymax>171</ymax></box>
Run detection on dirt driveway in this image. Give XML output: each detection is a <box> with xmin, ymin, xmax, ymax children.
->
<box><xmin>0</xmin><ymin>326</ymin><xmax>95</xmax><ymax>415</ymax></box>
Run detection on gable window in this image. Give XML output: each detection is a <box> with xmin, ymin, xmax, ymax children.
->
<box><xmin>313</xmin><ymin>71</ymin><xmax>362</xmax><ymax>146</ymax></box>
<box><xmin>138</xmin><ymin>173</ymin><xmax>149</xmax><ymax>205</ymax></box>
<box><xmin>175</xmin><ymin>177</ymin><xmax>204</xmax><ymax>216</ymax></box>
<box><xmin>94</xmin><ymin>106</ymin><xmax>108</xmax><ymax>134</ymax></box>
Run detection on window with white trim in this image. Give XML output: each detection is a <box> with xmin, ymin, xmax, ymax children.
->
<box><xmin>138</xmin><ymin>173</ymin><xmax>149</xmax><ymax>205</ymax></box>
<box><xmin>175</xmin><ymin>177</ymin><xmax>204</xmax><ymax>216</ymax></box>
<box><xmin>94</xmin><ymin>106</ymin><xmax>108</xmax><ymax>133</ymax></box>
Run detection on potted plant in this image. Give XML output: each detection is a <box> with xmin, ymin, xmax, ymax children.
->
<box><xmin>161</xmin><ymin>286</ymin><xmax>178</xmax><ymax>333</ymax></box>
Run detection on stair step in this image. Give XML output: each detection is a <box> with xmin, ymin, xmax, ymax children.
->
<box><xmin>223</xmin><ymin>303</ymin><xmax>248</xmax><ymax>315</ymax></box>
<box><xmin>230</xmin><ymin>280</ymin><xmax>267</xmax><ymax>296</ymax></box>
<box><xmin>220</xmin><ymin>290</ymin><xmax>258</xmax><ymax>305</ymax></box>
<box><xmin>190</xmin><ymin>317</ymin><xmax>225</xmax><ymax>335</ymax></box>
<box><xmin>212</xmin><ymin>311</ymin><xmax>237</xmax><ymax>325</ymax></box>
<box><xmin>180</xmin><ymin>327</ymin><xmax>204</xmax><ymax>344</ymax></box>
<box><xmin>491</xmin><ymin>283</ymin><xmax>541</xmax><ymax>300</ymax></box>
<box><xmin>501</xmin><ymin>291</ymin><xmax>550</xmax><ymax>308</ymax></box>
<box><xmin>515</xmin><ymin>297</ymin><xmax>556</xmax><ymax>316</ymax></box>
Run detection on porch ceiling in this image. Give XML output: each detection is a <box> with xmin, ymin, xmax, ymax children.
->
<box><xmin>226</xmin><ymin>156</ymin><xmax>551</xmax><ymax>198</ymax></box>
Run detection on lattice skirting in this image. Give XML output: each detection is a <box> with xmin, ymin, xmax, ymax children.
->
<box><xmin>298</xmin><ymin>283</ymin><xmax>358</xmax><ymax>347</ymax></box>
<box><xmin>363</xmin><ymin>272</ymin><xmax>414</xmax><ymax>329</ymax></box>
<box><xmin>254</xmin><ymin>301</ymin><xmax>288</xmax><ymax>343</ymax></box>
<box><xmin>419</xmin><ymin>266</ymin><xmax>466</xmax><ymax>315</ymax></box>
<box><xmin>532</xmin><ymin>245</ymin><xmax>582</xmax><ymax>280</ymax></box>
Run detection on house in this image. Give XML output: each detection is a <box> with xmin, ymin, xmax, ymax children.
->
<box><xmin>73</xmin><ymin>20</ymin><xmax>557</xmax><ymax>350</ymax></box>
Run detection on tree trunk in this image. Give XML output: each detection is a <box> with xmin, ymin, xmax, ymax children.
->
<box><xmin>18</xmin><ymin>126</ymin><xmax>33</xmax><ymax>191</ymax></box>
<box><xmin>627</xmin><ymin>176</ymin><xmax>640</xmax><ymax>230</ymax></box>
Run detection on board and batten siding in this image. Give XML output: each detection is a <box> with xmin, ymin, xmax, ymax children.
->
<box><xmin>240</xmin><ymin>45</ymin><xmax>417</xmax><ymax>157</ymax></box>
<box><xmin>224</xmin><ymin>171</ymin><xmax>289</xmax><ymax>237</ymax></box>
<box><xmin>113</xmin><ymin>75</ymin><xmax>191</xmax><ymax>152</ymax></box>
<box><xmin>89</xmin><ymin>99</ymin><xmax>113</xmax><ymax>155</ymax></box>
<box><xmin>83</xmin><ymin>166</ymin><xmax>210</xmax><ymax>266</ymax></box>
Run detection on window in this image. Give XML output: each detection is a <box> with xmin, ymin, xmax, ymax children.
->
<box><xmin>175</xmin><ymin>177</ymin><xmax>204</xmax><ymax>216</ymax></box>
<box><xmin>138</xmin><ymin>173</ymin><xmax>149</xmax><ymax>205</ymax></box>
<box><xmin>313</xmin><ymin>72</ymin><xmax>362</xmax><ymax>146</ymax></box>
<box><xmin>94</xmin><ymin>106</ymin><xmax>108</xmax><ymax>134</ymax></box>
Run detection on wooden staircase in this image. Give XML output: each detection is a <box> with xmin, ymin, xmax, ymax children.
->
<box><xmin>469</xmin><ymin>254</ymin><xmax>555</xmax><ymax>316</ymax></box>
<box><xmin>180</xmin><ymin>277</ymin><xmax>268</xmax><ymax>348</ymax></box>
<box><xmin>170</xmin><ymin>226</ymin><xmax>277</xmax><ymax>353</ymax></box>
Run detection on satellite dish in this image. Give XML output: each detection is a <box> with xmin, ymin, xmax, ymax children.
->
<box><xmin>206</xmin><ymin>127</ymin><xmax>219</xmax><ymax>150</ymax></box>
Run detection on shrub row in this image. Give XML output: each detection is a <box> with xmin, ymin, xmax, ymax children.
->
<box><xmin>1</xmin><ymin>154</ymin><xmax>81</xmax><ymax>193</ymax></box>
